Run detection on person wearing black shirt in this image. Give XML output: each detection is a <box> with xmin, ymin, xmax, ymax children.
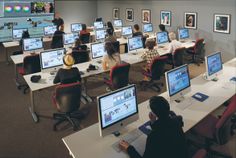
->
<box><xmin>53</xmin><ymin>54</ymin><xmax>81</xmax><ymax>84</ymax></box>
<box><xmin>119</xmin><ymin>96</ymin><xmax>188</xmax><ymax>158</ymax></box>
<box><xmin>44</xmin><ymin>12</ymin><xmax>64</xmax><ymax>30</ymax></box>
<box><xmin>133</xmin><ymin>24</ymin><xmax>143</xmax><ymax>37</ymax></box>
<box><xmin>51</xmin><ymin>25</ymin><xmax>65</xmax><ymax>49</ymax></box>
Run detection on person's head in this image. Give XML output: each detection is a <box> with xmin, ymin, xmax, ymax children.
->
<box><xmin>74</xmin><ymin>38</ymin><xmax>82</xmax><ymax>48</ymax></box>
<box><xmin>55</xmin><ymin>12</ymin><xmax>60</xmax><ymax>19</ymax></box>
<box><xmin>63</xmin><ymin>54</ymin><xmax>75</xmax><ymax>69</ymax></box>
<box><xmin>59</xmin><ymin>24</ymin><xmax>64</xmax><ymax>32</ymax></box>
<box><xmin>106</xmin><ymin>28</ymin><xmax>113</xmax><ymax>36</ymax></box>
<box><xmin>169</xmin><ymin>32</ymin><xmax>177</xmax><ymax>41</ymax></box>
<box><xmin>145</xmin><ymin>39</ymin><xmax>156</xmax><ymax>50</ymax></box>
<box><xmin>44</xmin><ymin>3</ymin><xmax>50</xmax><ymax>13</ymax></box>
<box><xmin>133</xmin><ymin>24</ymin><xmax>140</xmax><ymax>32</ymax></box>
<box><xmin>149</xmin><ymin>96</ymin><xmax>170</xmax><ymax>119</ymax></box>
<box><xmin>105</xmin><ymin>42</ymin><xmax>116</xmax><ymax>58</ymax></box>
<box><xmin>82</xmin><ymin>24</ymin><xmax>87</xmax><ymax>31</ymax></box>
<box><xmin>159</xmin><ymin>24</ymin><xmax>166</xmax><ymax>32</ymax></box>
<box><xmin>107</xmin><ymin>21</ymin><xmax>113</xmax><ymax>29</ymax></box>
<box><xmin>22</xmin><ymin>30</ymin><xmax>30</xmax><ymax>39</ymax></box>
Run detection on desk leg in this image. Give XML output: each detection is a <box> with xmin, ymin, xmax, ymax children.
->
<box><xmin>81</xmin><ymin>78</ymin><xmax>93</xmax><ymax>103</ymax></box>
<box><xmin>28</xmin><ymin>90</ymin><xmax>39</xmax><ymax>123</ymax></box>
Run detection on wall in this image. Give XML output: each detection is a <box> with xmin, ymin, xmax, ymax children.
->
<box><xmin>97</xmin><ymin>0</ymin><xmax>236</xmax><ymax>62</ymax></box>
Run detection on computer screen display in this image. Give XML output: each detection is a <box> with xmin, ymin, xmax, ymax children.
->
<box><xmin>28</xmin><ymin>27</ymin><xmax>44</xmax><ymax>38</ymax></box>
<box><xmin>91</xmin><ymin>42</ymin><xmax>106</xmax><ymax>59</ymax></box>
<box><xmin>12</xmin><ymin>28</ymin><xmax>28</xmax><ymax>39</ymax></box>
<box><xmin>166</xmin><ymin>65</ymin><xmax>191</xmax><ymax>96</ymax></box>
<box><xmin>63</xmin><ymin>33</ymin><xmax>79</xmax><ymax>45</ymax></box>
<box><xmin>143</xmin><ymin>23</ymin><xmax>153</xmax><ymax>33</ymax></box>
<box><xmin>23</xmin><ymin>37</ymin><xmax>43</xmax><ymax>51</ymax></box>
<box><xmin>94</xmin><ymin>21</ymin><xmax>104</xmax><ymax>29</ymax></box>
<box><xmin>179</xmin><ymin>28</ymin><xmax>189</xmax><ymax>40</ymax></box>
<box><xmin>44</xmin><ymin>25</ymin><xmax>57</xmax><ymax>36</ymax></box>
<box><xmin>0</xmin><ymin>29</ymin><xmax>12</xmax><ymax>42</ymax></box>
<box><xmin>40</xmin><ymin>48</ymin><xmax>64</xmax><ymax>70</ymax></box>
<box><xmin>98</xmin><ymin>85</ymin><xmax>138</xmax><ymax>129</ymax></box>
<box><xmin>206</xmin><ymin>52</ymin><xmax>223</xmax><ymax>76</ymax></box>
<box><xmin>122</xmin><ymin>26</ymin><xmax>132</xmax><ymax>36</ymax></box>
<box><xmin>113</xmin><ymin>19</ymin><xmax>123</xmax><ymax>27</ymax></box>
<box><xmin>95</xmin><ymin>29</ymin><xmax>106</xmax><ymax>40</ymax></box>
<box><xmin>128</xmin><ymin>36</ymin><xmax>143</xmax><ymax>51</ymax></box>
<box><xmin>71</xmin><ymin>23</ymin><xmax>82</xmax><ymax>33</ymax></box>
<box><xmin>156</xmin><ymin>32</ymin><xmax>169</xmax><ymax>44</ymax></box>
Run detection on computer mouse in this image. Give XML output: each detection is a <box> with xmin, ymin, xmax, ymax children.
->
<box><xmin>195</xmin><ymin>94</ymin><xmax>202</xmax><ymax>99</ymax></box>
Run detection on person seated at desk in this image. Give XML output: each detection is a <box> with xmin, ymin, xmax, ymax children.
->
<box><xmin>133</xmin><ymin>24</ymin><xmax>143</xmax><ymax>37</ymax></box>
<box><xmin>102</xmin><ymin>42</ymin><xmax>121</xmax><ymax>71</ymax></box>
<box><xmin>107</xmin><ymin>21</ymin><xmax>114</xmax><ymax>35</ymax></box>
<box><xmin>44</xmin><ymin>12</ymin><xmax>64</xmax><ymax>30</ymax></box>
<box><xmin>53</xmin><ymin>54</ymin><xmax>81</xmax><ymax>84</ymax></box>
<box><xmin>105</xmin><ymin>28</ymin><xmax>117</xmax><ymax>43</ymax></box>
<box><xmin>119</xmin><ymin>96</ymin><xmax>188</xmax><ymax>158</ymax></box>
<box><xmin>51</xmin><ymin>25</ymin><xmax>65</xmax><ymax>49</ymax></box>
<box><xmin>166</xmin><ymin>32</ymin><xmax>182</xmax><ymax>55</ymax></box>
<box><xmin>159</xmin><ymin>24</ymin><xmax>170</xmax><ymax>42</ymax></box>
<box><xmin>80</xmin><ymin>24</ymin><xmax>90</xmax><ymax>36</ymax></box>
<box><xmin>72</xmin><ymin>38</ymin><xmax>88</xmax><ymax>51</ymax></box>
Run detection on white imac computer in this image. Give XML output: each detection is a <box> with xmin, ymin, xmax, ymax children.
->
<box><xmin>165</xmin><ymin>64</ymin><xmax>191</xmax><ymax>102</ymax></box>
<box><xmin>71</xmin><ymin>23</ymin><xmax>82</xmax><ymax>33</ymax></box>
<box><xmin>91</xmin><ymin>42</ymin><xmax>106</xmax><ymax>60</ymax></box>
<box><xmin>128</xmin><ymin>36</ymin><xmax>143</xmax><ymax>53</ymax></box>
<box><xmin>94</xmin><ymin>21</ymin><xmax>104</xmax><ymax>30</ymax></box>
<box><xmin>143</xmin><ymin>23</ymin><xmax>153</xmax><ymax>33</ymax></box>
<box><xmin>97</xmin><ymin>84</ymin><xmax>139</xmax><ymax>137</ymax></box>
<box><xmin>44</xmin><ymin>25</ymin><xmax>57</xmax><ymax>36</ymax></box>
<box><xmin>63</xmin><ymin>33</ymin><xmax>79</xmax><ymax>48</ymax></box>
<box><xmin>178</xmin><ymin>28</ymin><xmax>190</xmax><ymax>42</ymax></box>
<box><xmin>95</xmin><ymin>29</ymin><xmax>106</xmax><ymax>42</ymax></box>
<box><xmin>23</xmin><ymin>37</ymin><xmax>43</xmax><ymax>54</ymax></box>
<box><xmin>12</xmin><ymin>28</ymin><xmax>28</xmax><ymax>40</ymax></box>
<box><xmin>121</xmin><ymin>26</ymin><xmax>133</xmax><ymax>38</ymax></box>
<box><xmin>156</xmin><ymin>32</ymin><xmax>169</xmax><ymax>45</ymax></box>
<box><xmin>204</xmin><ymin>52</ymin><xmax>223</xmax><ymax>81</ymax></box>
<box><xmin>113</xmin><ymin>19</ymin><xmax>123</xmax><ymax>28</ymax></box>
<box><xmin>39</xmin><ymin>48</ymin><xmax>65</xmax><ymax>74</ymax></box>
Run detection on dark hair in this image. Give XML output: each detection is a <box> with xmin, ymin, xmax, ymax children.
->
<box><xmin>145</xmin><ymin>40</ymin><xmax>156</xmax><ymax>50</ymax></box>
<box><xmin>20</xmin><ymin>30</ymin><xmax>30</xmax><ymax>47</ymax></box>
<box><xmin>82</xmin><ymin>24</ymin><xmax>87</xmax><ymax>30</ymax></box>
<box><xmin>74</xmin><ymin>38</ymin><xmax>82</xmax><ymax>48</ymax></box>
<box><xmin>107</xmin><ymin>21</ymin><xmax>114</xmax><ymax>34</ymax></box>
<box><xmin>106</xmin><ymin>28</ymin><xmax>113</xmax><ymax>36</ymax></box>
<box><xmin>105</xmin><ymin>42</ymin><xmax>116</xmax><ymax>59</ymax></box>
<box><xmin>159</xmin><ymin>24</ymin><xmax>166</xmax><ymax>32</ymax></box>
<box><xmin>134</xmin><ymin>24</ymin><xmax>140</xmax><ymax>31</ymax></box>
<box><xmin>149</xmin><ymin>96</ymin><xmax>170</xmax><ymax>118</ymax></box>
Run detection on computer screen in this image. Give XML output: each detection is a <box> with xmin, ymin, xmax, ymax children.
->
<box><xmin>63</xmin><ymin>33</ymin><xmax>79</xmax><ymax>45</ymax></box>
<box><xmin>113</xmin><ymin>19</ymin><xmax>123</xmax><ymax>27</ymax></box>
<box><xmin>23</xmin><ymin>37</ymin><xmax>43</xmax><ymax>52</ymax></box>
<box><xmin>166</xmin><ymin>64</ymin><xmax>191</xmax><ymax>97</ymax></box>
<box><xmin>128</xmin><ymin>36</ymin><xmax>143</xmax><ymax>52</ymax></box>
<box><xmin>94</xmin><ymin>21</ymin><xmax>104</xmax><ymax>29</ymax></box>
<box><xmin>178</xmin><ymin>28</ymin><xmax>189</xmax><ymax>40</ymax></box>
<box><xmin>40</xmin><ymin>48</ymin><xmax>64</xmax><ymax>70</ymax></box>
<box><xmin>143</xmin><ymin>23</ymin><xmax>153</xmax><ymax>33</ymax></box>
<box><xmin>44</xmin><ymin>25</ymin><xmax>57</xmax><ymax>36</ymax></box>
<box><xmin>0</xmin><ymin>29</ymin><xmax>12</xmax><ymax>42</ymax></box>
<box><xmin>156</xmin><ymin>32</ymin><xmax>169</xmax><ymax>44</ymax></box>
<box><xmin>12</xmin><ymin>28</ymin><xmax>28</xmax><ymax>39</ymax></box>
<box><xmin>71</xmin><ymin>23</ymin><xmax>82</xmax><ymax>33</ymax></box>
<box><xmin>122</xmin><ymin>26</ymin><xmax>132</xmax><ymax>36</ymax></box>
<box><xmin>95</xmin><ymin>29</ymin><xmax>106</xmax><ymax>40</ymax></box>
<box><xmin>28</xmin><ymin>27</ymin><xmax>44</xmax><ymax>38</ymax></box>
<box><xmin>98</xmin><ymin>85</ymin><xmax>138</xmax><ymax>135</ymax></box>
<box><xmin>206</xmin><ymin>52</ymin><xmax>223</xmax><ymax>77</ymax></box>
<box><xmin>91</xmin><ymin>42</ymin><xmax>106</xmax><ymax>59</ymax></box>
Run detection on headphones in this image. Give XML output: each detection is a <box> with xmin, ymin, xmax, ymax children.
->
<box><xmin>63</xmin><ymin>54</ymin><xmax>74</xmax><ymax>67</ymax></box>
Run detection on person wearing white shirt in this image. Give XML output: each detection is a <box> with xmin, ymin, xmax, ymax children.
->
<box><xmin>166</xmin><ymin>32</ymin><xmax>182</xmax><ymax>55</ymax></box>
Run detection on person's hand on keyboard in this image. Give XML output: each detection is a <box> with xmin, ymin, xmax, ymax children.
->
<box><xmin>119</xmin><ymin>140</ymin><xmax>130</xmax><ymax>151</ymax></box>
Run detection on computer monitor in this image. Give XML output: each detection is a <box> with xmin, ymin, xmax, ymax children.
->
<box><xmin>94</xmin><ymin>21</ymin><xmax>104</xmax><ymax>30</ymax></box>
<box><xmin>40</xmin><ymin>48</ymin><xmax>65</xmax><ymax>74</ymax></box>
<box><xmin>22</xmin><ymin>37</ymin><xmax>43</xmax><ymax>53</ymax></box>
<box><xmin>97</xmin><ymin>84</ymin><xmax>138</xmax><ymax>137</ymax></box>
<box><xmin>205</xmin><ymin>52</ymin><xmax>223</xmax><ymax>81</ymax></box>
<box><xmin>128</xmin><ymin>36</ymin><xmax>143</xmax><ymax>52</ymax></box>
<box><xmin>156</xmin><ymin>32</ymin><xmax>169</xmax><ymax>44</ymax></box>
<box><xmin>165</xmin><ymin>64</ymin><xmax>191</xmax><ymax>102</ymax></box>
<box><xmin>95</xmin><ymin>29</ymin><xmax>106</xmax><ymax>41</ymax></box>
<box><xmin>91</xmin><ymin>42</ymin><xmax>106</xmax><ymax>59</ymax></box>
<box><xmin>44</xmin><ymin>25</ymin><xmax>57</xmax><ymax>36</ymax></box>
<box><xmin>122</xmin><ymin>26</ymin><xmax>132</xmax><ymax>37</ymax></box>
<box><xmin>178</xmin><ymin>28</ymin><xmax>189</xmax><ymax>40</ymax></box>
<box><xmin>143</xmin><ymin>23</ymin><xmax>153</xmax><ymax>33</ymax></box>
<box><xmin>71</xmin><ymin>23</ymin><xmax>82</xmax><ymax>33</ymax></box>
<box><xmin>28</xmin><ymin>27</ymin><xmax>44</xmax><ymax>38</ymax></box>
<box><xmin>12</xmin><ymin>28</ymin><xmax>28</xmax><ymax>39</ymax></box>
<box><xmin>113</xmin><ymin>19</ymin><xmax>123</xmax><ymax>27</ymax></box>
<box><xmin>63</xmin><ymin>33</ymin><xmax>79</xmax><ymax>45</ymax></box>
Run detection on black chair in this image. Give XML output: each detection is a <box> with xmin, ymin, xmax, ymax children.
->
<box><xmin>104</xmin><ymin>63</ymin><xmax>130</xmax><ymax>90</ymax></box>
<box><xmin>141</xmin><ymin>56</ymin><xmax>167</xmax><ymax>92</ymax></box>
<box><xmin>111</xmin><ymin>41</ymin><xmax>120</xmax><ymax>53</ymax></box>
<box><xmin>12</xmin><ymin>50</ymin><xmax>23</xmax><ymax>55</ymax></box>
<box><xmin>72</xmin><ymin>50</ymin><xmax>90</xmax><ymax>64</ymax></box>
<box><xmin>80</xmin><ymin>33</ymin><xmax>90</xmax><ymax>44</ymax></box>
<box><xmin>142</xmin><ymin>36</ymin><xmax>147</xmax><ymax>48</ymax></box>
<box><xmin>186</xmin><ymin>38</ymin><xmax>204</xmax><ymax>66</ymax></box>
<box><xmin>52</xmin><ymin>82</ymin><xmax>86</xmax><ymax>131</ymax></box>
<box><xmin>170</xmin><ymin>47</ymin><xmax>186</xmax><ymax>68</ymax></box>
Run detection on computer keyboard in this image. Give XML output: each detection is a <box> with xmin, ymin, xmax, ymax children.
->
<box><xmin>111</xmin><ymin>129</ymin><xmax>143</xmax><ymax>152</ymax></box>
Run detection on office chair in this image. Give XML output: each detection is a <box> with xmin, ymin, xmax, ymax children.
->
<box><xmin>142</xmin><ymin>36</ymin><xmax>147</xmax><ymax>48</ymax></box>
<box><xmin>140</xmin><ymin>56</ymin><xmax>167</xmax><ymax>92</ymax></box>
<box><xmin>192</xmin><ymin>149</ymin><xmax>207</xmax><ymax>158</ymax></box>
<box><xmin>72</xmin><ymin>50</ymin><xmax>89</xmax><ymax>64</ymax></box>
<box><xmin>186</xmin><ymin>38</ymin><xmax>204</xmax><ymax>66</ymax></box>
<box><xmin>104</xmin><ymin>63</ymin><xmax>130</xmax><ymax>90</ymax></box>
<box><xmin>169</xmin><ymin>47</ymin><xmax>186</xmax><ymax>68</ymax></box>
<box><xmin>17</xmin><ymin>54</ymin><xmax>41</xmax><ymax>94</ymax></box>
<box><xmin>191</xmin><ymin>95</ymin><xmax>236</xmax><ymax>158</ymax></box>
<box><xmin>12</xmin><ymin>50</ymin><xmax>23</xmax><ymax>55</ymax></box>
<box><xmin>80</xmin><ymin>33</ymin><xmax>90</xmax><ymax>44</ymax></box>
<box><xmin>111</xmin><ymin>41</ymin><xmax>120</xmax><ymax>53</ymax></box>
<box><xmin>52</xmin><ymin>82</ymin><xmax>86</xmax><ymax>131</ymax></box>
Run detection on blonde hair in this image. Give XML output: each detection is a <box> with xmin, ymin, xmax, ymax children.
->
<box><xmin>63</xmin><ymin>54</ymin><xmax>74</xmax><ymax>68</ymax></box>
<box><xmin>169</xmin><ymin>32</ymin><xmax>176</xmax><ymax>41</ymax></box>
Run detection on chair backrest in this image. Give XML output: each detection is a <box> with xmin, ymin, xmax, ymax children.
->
<box><xmin>142</xmin><ymin>36</ymin><xmax>147</xmax><ymax>48</ymax></box>
<box><xmin>12</xmin><ymin>50</ymin><xmax>23</xmax><ymax>55</ymax></box>
<box><xmin>72</xmin><ymin>50</ymin><xmax>89</xmax><ymax>64</ymax></box>
<box><xmin>111</xmin><ymin>41</ymin><xmax>120</xmax><ymax>53</ymax></box>
<box><xmin>51</xmin><ymin>32</ymin><xmax>64</xmax><ymax>49</ymax></box>
<box><xmin>55</xmin><ymin>82</ymin><xmax>82</xmax><ymax>113</ymax></box>
<box><xmin>173</xmin><ymin>47</ymin><xmax>186</xmax><ymax>67</ymax></box>
<box><xmin>194</xmin><ymin>38</ymin><xmax>204</xmax><ymax>55</ymax></box>
<box><xmin>150</xmin><ymin>56</ymin><xmax>168</xmax><ymax>80</ymax></box>
<box><xmin>80</xmin><ymin>33</ymin><xmax>90</xmax><ymax>44</ymax></box>
<box><xmin>23</xmin><ymin>54</ymin><xmax>41</xmax><ymax>74</ymax></box>
<box><xmin>215</xmin><ymin>95</ymin><xmax>236</xmax><ymax>145</ymax></box>
<box><xmin>110</xmin><ymin>63</ymin><xmax>130</xmax><ymax>89</ymax></box>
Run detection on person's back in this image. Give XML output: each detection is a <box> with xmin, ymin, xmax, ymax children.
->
<box><xmin>133</xmin><ymin>24</ymin><xmax>143</xmax><ymax>37</ymax></box>
<box><xmin>51</xmin><ymin>27</ymin><xmax>65</xmax><ymax>49</ymax></box>
<box><xmin>105</xmin><ymin>28</ymin><xmax>117</xmax><ymax>43</ymax></box>
<box><xmin>167</xmin><ymin>32</ymin><xmax>182</xmax><ymax>55</ymax></box>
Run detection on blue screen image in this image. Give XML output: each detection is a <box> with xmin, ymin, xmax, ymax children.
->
<box><xmin>157</xmin><ymin>32</ymin><xmax>168</xmax><ymax>44</ymax></box>
<box><xmin>207</xmin><ymin>53</ymin><xmax>222</xmax><ymax>76</ymax></box>
<box><xmin>179</xmin><ymin>28</ymin><xmax>189</xmax><ymax>39</ymax></box>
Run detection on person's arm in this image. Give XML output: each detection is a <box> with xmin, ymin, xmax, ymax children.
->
<box><xmin>166</xmin><ymin>43</ymin><xmax>173</xmax><ymax>55</ymax></box>
<box><xmin>102</xmin><ymin>56</ymin><xmax>108</xmax><ymax>70</ymax></box>
<box><xmin>53</xmin><ymin>69</ymin><xmax>61</xmax><ymax>84</ymax></box>
<box><xmin>141</xmin><ymin>51</ymin><xmax>147</xmax><ymax>60</ymax></box>
<box><xmin>75</xmin><ymin>68</ymin><xmax>82</xmax><ymax>82</ymax></box>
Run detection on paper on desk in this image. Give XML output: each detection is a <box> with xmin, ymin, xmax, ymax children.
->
<box><xmin>131</xmin><ymin>134</ymin><xmax>147</xmax><ymax>156</ymax></box>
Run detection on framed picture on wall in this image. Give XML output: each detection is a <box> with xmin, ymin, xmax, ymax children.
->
<box><xmin>160</xmin><ymin>10</ymin><xmax>171</xmax><ymax>26</ymax></box>
<box><xmin>113</xmin><ymin>8</ymin><xmax>119</xmax><ymax>19</ymax></box>
<box><xmin>213</xmin><ymin>14</ymin><xmax>231</xmax><ymax>34</ymax></box>
<box><xmin>142</xmin><ymin>9</ymin><xmax>151</xmax><ymax>23</ymax></box>
<box><xmin>184</xmin><ymin>12</ymin><xmax>197</xmax><ymax>29</ymax></box>
<box><xmin>126</xmin><ymin>8</ymin><xmax>134</xmax><ymax>22</ymax></box>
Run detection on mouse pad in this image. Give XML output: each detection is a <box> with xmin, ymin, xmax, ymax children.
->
<box><xmin>138</xmin><ymin>121</ymin><xmax>152</xmax><ymax>135</ymax></box>
<box><xmin>230</xmin><ymin>77</ymin><xmax>236</xmax><ymax>82</ymax></box>
<box><xmin>192</xmin><ymin>92</ymin><xmax>209</xmax><ymax>102</ymax></box>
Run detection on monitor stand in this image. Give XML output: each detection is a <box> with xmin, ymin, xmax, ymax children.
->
<box><xmin>202</xmin><ymin>73</ymin><xmax>219</xmax><ymax>82</ymax></box>
<box><xmin>131</xmin><ymin>50</ymin><xmax>138</xmax><ymax>55</ymax></box>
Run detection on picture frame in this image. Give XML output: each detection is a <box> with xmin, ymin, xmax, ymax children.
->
<box><xmin>160</xmin><ymin>10</ymin><xmax>171</xmax><ymax>26</ymax></box>
<box><xmin>113</xmin><ymin>8</ymin><xmax>119</xmax><ymax>19</ymax></box>
<box><xmin>213</xmin><ymin>14</ymin><xmax>231</xmax><ymax>34</ymax></box>
<box><xmin>142</xmin><ymin>9</ymin><xmax>151</xmax><ymax>23</ymax></box>
<box><xmin>126</xmin><ymin>8</ymin><xmax>134</xmax><ymax>22</ymax></box>
<box><xmin>184</xmin><ymin>12</ymin><xmax>197</xmax><ymax>29</ymax></box>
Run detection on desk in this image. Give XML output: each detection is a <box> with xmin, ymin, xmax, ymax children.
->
<box><xmin>62</xmin><ymin>58</ymin><xmax>236</xmax><ymax>158</ymax></box>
